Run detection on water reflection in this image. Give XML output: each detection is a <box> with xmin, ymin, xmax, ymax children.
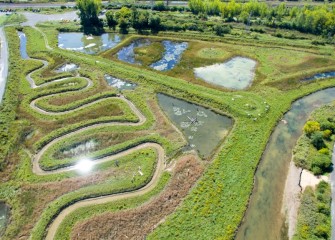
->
<box><xmin>54</xmin><ymin>63</ymin><xmax>79</xmax><ymax>73</ymax></box>
<box><xmin>194</xmin><ymin>57</ymin><xmax>257</xmax><ymax>90</ymax></box>
<box><xmin>117</xmin><ymin>39</ymin><xmax>151</xmax><ymax>64</ymax></box>
<box><xmin>58</xmin><ymin>33</ymin><xmax>125</xmax><ymax>54</ymax></box>
<box><xmin>75</xmin><ymin>158</ymin><xmax>94</xmax><ymax>174</ymax></box>
<box><xmin>104</xmin><ymin>74</ymin><xmax>137</xmax><ymax>90</ymax></box>
<box><xmin>18</xmin><ymin>31</ymin><xmax>28</xmax><ymax>59</ymax></box>
<box><xmin>236</xmin><ymin>87</ymin><xmax>335</xmax><ymax>240</ymax></box>
<box><xmin>157</xmin><ymin>93</ymin><xmax>232</xmax><ymax>158</ymax></box>
<box><xmin>150</xmin><ymin>41</ymin><xmax>188</xmax><ymax>71</ymax></box>
<box><xmin>303</xmin><ymin>71</ymin><xmax>335</xmax><ymax>81</ymax></box>
<box><xmin>0</xmin><ymin>202</ymin><xmax>9</xmax><ymax>236</ymax></box>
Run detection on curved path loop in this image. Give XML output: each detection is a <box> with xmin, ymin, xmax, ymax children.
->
<box><xmin>25</xmin><ymin>29</ymin><xmax>168</xmax><ymax>239</ymax></box>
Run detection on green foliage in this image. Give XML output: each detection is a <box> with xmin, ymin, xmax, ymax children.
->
<box><xmin>0</xmin><ymin>27</ymin><xmax>22</xmax><ymax>170</ymax></box>
<box><xmin>115</xmin><ymin>7</ymin><xmax>132</xmax><ymax>33</ymax></box>
<box><xmin>0</xmin><ymin>14</ymin><xmax>26</xmax><ymax>27</ymax></box>
<box><xmin>76</xmin><ymin>0</ymin><xmax>102</xmax><ymax>31</ymax></box>
<box><xmin>214</xmin><ymin>24</ymin><xmax>231</xmax><ymax>36</ymax></box>
<box><xmin>311</xmin><ymin>131</ymin><xmax>326</xmax><ymax>150</ymax></box>
<box><xmin>294</xmin><ymin>104</ymin><xmax>335</xmax><ymax>176</ymax></box>
<box><xmin>3</xmin><ymin>20</ymin><xmax>335</xmax><ymax>240</ymax></box>
<box><xmin>304</xmin><ymin>121</ymin><xmax>320</xmax><ymax>137</ymax></box>
<box><xmin>187</xmin><ymin>0</ymin><xmax>335</xmax><ymax>37</ymax></box>
<box><xmin>323</xmin><ymin>129</ymin><xmax>332</xmax><ymax>140</ymax></box>
<box><xmin>106</xmin><ymin>10</ymin><xmax>118</xmax><ymax>30</ymax></box>
<box><xmin>148</xmin><ymin>15</ymin><xmax>161</xmax><ymax>33</ymax></box>
<box><xmin>131</xmin><ymin>8</ymin><xmax>149</xmax><ymax>32</ymax></box>
<box><xmin>153</xmin><ymin>1</ymin><xmax>166</xmax><ymax>11</ymax></box>
<box><xmin>318</xmin><ymin>148</ymin><xmax>329</xmax><ymax>155</ymax></box>
<box><xmin>294</xmin><ymin>182</ymin><xmax>331</xmax><ymax>240</ymax></box>
<box><xmin>311</xmin><ymin>153</ymin><xmax>331</xmax><ymax>175</ymax></box>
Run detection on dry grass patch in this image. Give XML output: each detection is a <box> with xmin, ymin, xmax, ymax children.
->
<box><xmin>71</xmin><ymin>154</ymin><xmax>204</xmax><ymax>240</ymax></box>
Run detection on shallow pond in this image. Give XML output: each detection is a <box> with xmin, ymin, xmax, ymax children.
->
<box><xmin>157</xmin><ymin>94</ymin><xmax>232</xmax><ymax>158</ymax></box>
<box><xmin>0</xmin><ymin>202</ymin><xmax>9</xmax><ymax>235</ymax></box>
<box><xmin>304</xmin><ymin>71</ymin><xmax>335</xmax><ymax>81</ymax></box>
<box><xmin>61</xmin><ymin>139</ymin><xmax>98</xmax><ymax>158</ymax></box>
<box><xmin>117</xmin><ymin>39</ymin><xmax>151</xmax><ymax>64</ymax></box>
<box><xmin>18</xmin><ymin>31</ymin><xmax>28</xmax><ymax>59</ymax></box>
<box><xmin>104</xmin><ymin>74</ymin><xmax>137</xmax><ymax>90</ymax></box>
<box><xmin>150</xmin><ymin>41</ymin><xmax>188</xmax><ymax>71</ymax></box>
<box><xmin>58</xmin><ymin>33</ymin><xmax>125</xmax><ymax>54</ymax></box>
<box><xmin>54</xmin><ymin>63</ymin><xmax>79</xmax><ymax>73</ymax></box>
<box><xmin>236</xmin><ymin>87</ymin><xmax>335</xmax><ymax>240</ymax></box>
<box><xmin>194</xmin><ymin>57</ymin><xmax>257</xmax><ymax>90</ymax></box>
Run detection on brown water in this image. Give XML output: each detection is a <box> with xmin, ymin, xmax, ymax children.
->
<box><xmin>236</xmin><ymin>87</ymin><xmax>335</xmax><ymax>240</ymax></box>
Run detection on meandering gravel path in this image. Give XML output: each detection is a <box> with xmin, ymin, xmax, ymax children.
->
<box><xmin>23</xmin><ymin>27</ymin><xmax>168</xmax><ymax>239</ymax></box>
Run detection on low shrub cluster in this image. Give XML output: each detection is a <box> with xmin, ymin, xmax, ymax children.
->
<box><xmin>293</xmin><ymin>105</ymin><xmax>335</xmax><ymax>175</ymax></box>
<box><xmin>294</xmin><ymin>181</ymin><xmax>331</xmax><ymax>240</ymax></box>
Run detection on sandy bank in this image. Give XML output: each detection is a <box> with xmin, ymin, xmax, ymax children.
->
<box><xmin>282</xmin><ymin>161</ymin><xmax>302</xmax><ymax>239</ymax></box>
<box><xmin>282</xmin><ymin>161</ymin><xmax>329</xmax><ymax>239</ymax></box>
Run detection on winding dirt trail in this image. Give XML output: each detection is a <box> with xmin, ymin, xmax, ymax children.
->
<box><xmin>24</xmin><ymin>28</ymin><xmax>168</xmax><ymax>239</ymax></box>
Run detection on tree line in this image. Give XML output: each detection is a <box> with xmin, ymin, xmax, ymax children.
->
<box><xmin>106</xmin><ymin>7</ymin><xmax>162</xmax><ymax>33</ymax></box>
<box><xmin>189</xmin><ymin>0</ymin><xmax>335</xmax><ymax>36</ymax></box>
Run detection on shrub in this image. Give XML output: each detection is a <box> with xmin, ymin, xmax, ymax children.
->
<box><xmin>304</xmin><ymin>121</ymin><xmax>320</xmax><ymax>137</ymax></box>
<box><xmin>311</xmin><ymin>132</ymin><xmax>326</xmax><ymax>150</ymax></box>
<box><xmin>318</xmin><ymin>148</ymin><xmax>329</xmax><ymax>155</ymax></box>
<box><xmin>311</xmin><ymin>154</ymin><xmax>331</xmax><ymax>175</ymax></box>
<box><xmin>323</xmin><ymin>129</ymin><xmax>332</xmax><ymax>140</ymax></box>
<box><xmin>214</xmin><ymin>24</ymin><xmax>231</xmax><ymax>36</ymax></box>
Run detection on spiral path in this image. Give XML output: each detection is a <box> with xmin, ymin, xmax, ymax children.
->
<box><xmin>24</xmin><ymin>29</ymin><xmax>168</xmax><ymax>239</ymax></box>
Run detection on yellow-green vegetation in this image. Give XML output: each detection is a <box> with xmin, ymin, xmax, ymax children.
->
<box><xmin>1</xmin><ymin>13</ymin><xmax>335</xmax><ymax>240</ymax></box>
<box><xmin>196</xmin><ymin>47</ymin><xmax>228</xmax><ymax>59</ymax></box>
<box><xmin>0</xmin><ymin>13</ymin><xmax>26</xmax><ymax>26</ymax></box>
<box><xmin>293</xmin><ymin>104</ymin><xmax>335</xmax><ymax>175</ymax></box>
<box><xmin>294</xmin><ymin>181</ymin><xmax>331</xmax><ymax>240</ymax></box>
<box><xmin>134</xmin><ymin>41</ymin><xmax>164</xmax><ymax>66</ymax></box>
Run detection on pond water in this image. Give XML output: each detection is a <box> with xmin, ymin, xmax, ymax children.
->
<box><xmin>0</xmin><ymin>202</ymin><xmax>9</xmax><ymax>235</ymax></box>
<box><xmin>236</xmin><ymin>87</ymin><xmax>335</xmax><ymax>240</ymax></box>
<box><xmin>18</xmin><ymin>31</ymin><xmax>28</xmax><ymax>59</ymax></box>
<box><xmin>194</xmin><ymin>57</ymin><xmax>257</xmax><ymax>90</ymax></box>
<box><xmin>62</xmin><ymin>139</ymin><xmax>98</xmax><ymax>158</ymax></box>
<box><xmin>54</xmin><ymin>63</ymin><xmax>79</xmax><ymax>73</ymax></box>
<box><xmin>58</xmin><ymin>33</ymin><xmax>125</xmax><ymax>54</ymax></box>
<box><xmin>157</xmin><ymin>93</ymin><xmax>233</xmax><ymax>158</ymax></box>
<box><xmin>150</xmin><ymin>41</ymin><xmax>188</xmax><ymax>71</ymax></box>
<box><xmin>117</xmin><ymin>39</ymin><xmax>151</xmax><ymax>64</ymax></box>
<box><xmin>104</xmin><ymin>74</ymin><xmax>137</xmax><ymax>90</ymax></box>
<box><xmin>304</xmin><ymin>71</ymin><xmax>335</xmax><ymax>81</ymax></box>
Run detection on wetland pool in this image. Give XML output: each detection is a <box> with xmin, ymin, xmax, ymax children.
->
<box><xmin>0</xmin><ymin>202</ymin><xmax>9</xmax><ymax>235</ymax></box>
<box><xmin>157</xmin><ymin>94</ymin><xmax>232</xmax><ymax>158</ymax></box>
<box><xmin>117</xmin><ymin>39</ymin><xmax>151</xmax><ymax>64</ymax></box>
<box><xmin>194</xmin><ymin>57</ymin><xmax>257</xmax><ymax>90</ymax></box>
<box><xmin>58</xmin><ymin>33</ymin><xmax>125</xmax><ymax>54</ymax></box>
<box><xmin>54</xmin><ymin>63</ymin><xmax>79</xmax><ymax>73</ymax></box>
<box><xmin>304</xmin><ymin>71</ymin><xmax>335</xmax><ymax>81</ymax></box>
<box><xmin>18</xmin><ymin>31</ymin><xmax>28</xmax><ymax>59</ymax></box>
<box><xmin>104</xmin><ymin>74</ymin><xmax>137</xmax><ymax>90</ymax></box>
<box><xmin>150</xmin><ymin>41</ymin><xmax>188</xmax><ymax>71</ymax></box>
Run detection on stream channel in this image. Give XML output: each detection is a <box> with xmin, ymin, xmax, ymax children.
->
<box><xmin>236</xmin><ymin>87</ymin><xmax>335</xmax><ymax>240</ymax></box>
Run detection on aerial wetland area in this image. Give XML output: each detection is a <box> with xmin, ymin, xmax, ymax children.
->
<box><xmin>0</xmin><ymin>1</ymin><xmax>335</xmax><ymax>240</ymax></box>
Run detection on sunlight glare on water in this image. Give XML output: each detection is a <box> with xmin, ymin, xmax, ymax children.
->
<box><xmin>75</xmin><ymin>158</ymin><xmax>94</xmax><ymax>173</ymax></box>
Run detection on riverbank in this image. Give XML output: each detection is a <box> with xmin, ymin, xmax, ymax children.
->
<box><xmin>282</xmin><ymin>160</ymin><xmax>329</xmax><ymax>239</ymax></box>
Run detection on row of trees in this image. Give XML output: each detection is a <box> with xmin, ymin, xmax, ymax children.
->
<box><xmin>188</xmin><ymin>0</ymin><xmax>335</xmax><ymax>36</ymax></box>
<box><xmin>106</xmin><ymin>7</ymin><xmax>161</xmax><ymax>33</ymax></box>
